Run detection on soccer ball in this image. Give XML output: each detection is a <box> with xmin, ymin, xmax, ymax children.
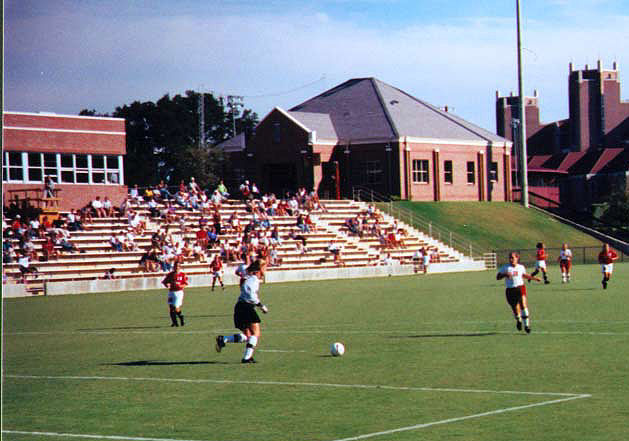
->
<box><xmin>330</xmin><ymin>342</ymin><xmax>345</xmax><ymax>356</ymax></box>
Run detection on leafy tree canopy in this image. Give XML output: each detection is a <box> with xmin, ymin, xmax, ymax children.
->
<box><xmin>81</xmin><ymin>91</ymin><xmax>257</xmax><ymax>188</ymax></box>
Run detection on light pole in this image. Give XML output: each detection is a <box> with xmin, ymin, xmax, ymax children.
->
<box><xmin>516</xmin><ymin>0</ymin><xmax>529</xmax><ymax>207</ymax></box>
<box><xmin>385</xmin><ymin>142</ymin><xmax>392</xmax><ymax>196</ymax></box>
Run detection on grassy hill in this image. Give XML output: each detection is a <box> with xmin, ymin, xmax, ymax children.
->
<box><xmin>391</xmin><ymin>201</ymin><xmax>601</xmax><ymax>252</ymax></box>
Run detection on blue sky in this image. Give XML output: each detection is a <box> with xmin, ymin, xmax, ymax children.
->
<box><xmin>4</xmin><ymin>0</ymin><xmax>629</xmax><ymax>132</ymax></box>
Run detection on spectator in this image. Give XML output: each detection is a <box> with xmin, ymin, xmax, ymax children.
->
<box><xmin>192</xmin><ymin>242</ymin><xmax>207</xmax><ymax>263</ymax></box>
<box><xmin>92</xmin><ymin>196</ymin><xmax>106</xmax><ymax>218</ymax></box>
<box><xmin>189</xmin><ymin>177</ymin><xmax>201</xmax><ymax>194</ymax></box>
<box><xmin>102</xmin><ymin>268</ymin><xmax>117</xmax><ymax>280</ymax></box>
<box><xmin>103</xmin><ymin>196</ymin><xmax>114</xmax><ymax>217</ymax></box>
<box><xmin>217</xmin><ymin>180</ymin><xmax>229</xmax><ymax>199</ymax></box>
<box><xmin>157</xmin><ymin>180</ymin><xmax>172</xmax><ymax>200</ymax></box>
<box><xmin>3</xmin><ymin>239</ymin><xmax>16</xmax><ymax>264</ymax></box>
<box><xmin>148</xmin><ymin>198</ymin><xmax>160</xmax><ymax>218</ymax></box>
<box><xmin>327</xmin><ymin>241</ymin><xmax>344</xmax><ymax>266</ymax></box>
<box><xmin>43</xmin><ymin>175</ymin><xmax>56</xmax><ymax>198</ymax></box>
<box><xmin>66</xmin><ymin>209</ymin><xmax>84</xmax><ymax>231</ymax></box>
<box><xmin>110</xmin><ymin>232</ymin><xmax>124</xmax><ymax>252</ymax></box>
<box><xmin>288</xmin><ymin>229</ymin><xmax>308</xmax><ymax>255</ymax></box>
<box><xmin>123</xmin><ymin>229</ymin><xmax>137</xmax><ymax>251</ymax></box>
<box><xmin>296</xmin><ymin>213</ymin><xmax>309</xmax><ymax>233</ymax></box>
<box><xmin>42</xmin><ymin>236</ymin><xmax>59</xmax><ymax>261</ymax></box>
<box><xmin>269</xmin><ymin>245</ymin><xmax>282</xmax><ymax>267</ymax></box>
<box><xmin>18</xmin><ymin>252</ymin><xmax>39</xmax><ymax>283</ymax></box>
<box><xmin>129</xmin><ymin>184</ymin><xmax>142</xmax><ymax>204</ymax></box>
<box><xmin>139</xmin><ymin>246</ymin><xmax>160</xmax><ymax>272</ymax></box>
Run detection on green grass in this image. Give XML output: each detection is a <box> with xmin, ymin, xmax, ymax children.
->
<box><xmin>3</xmin><ymin>263</ymin><xmax>629</xmax><ymax>441</ymax></box>
<box><xmin>390</xmin><ymin>201</ymin><xmax>601</xmax><ymax>251</ymax></box>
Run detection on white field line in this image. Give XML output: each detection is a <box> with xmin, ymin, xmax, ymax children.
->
<box><xmin>4</xmin><ymin>375</ymin><xmax>591</xmax><ymax>441</ymax></box>
<box><xmin>6</xmin><ymin>374</ymin><xmax>586</xmax><ymax>398</ymax></box>
<box><xmin>1</xmin><ymin>430</ymin><xmax>205</xmax><ymax>441</ymax></box>
<box><xmin>5</xmin><ymin>329</ymin><xmax>629</xmax><ymax>337</ymax></box>
<box><xmin>330</xmin><ymin>394</ymin><xmax>591</xmax><ymax>441</ymax></box>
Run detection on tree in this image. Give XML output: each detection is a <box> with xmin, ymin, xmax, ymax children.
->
<box><xmin>600</xmin><ymin>191</ymin><xmax>629</xmax><ymax>228</ymax></box>
<box><xmin>166</xmin><ymin>144</ymin><xmax>226</xmax><ymax>192</ymax></box>
<box><xmin>109</xmin><ymin>91</ymin><xmax>258</xmax><ymax>186</ymax></box>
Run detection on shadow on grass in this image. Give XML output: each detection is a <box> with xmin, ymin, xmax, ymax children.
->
<box><xmin>106</xmin><ymin>360</ymin><xmax>226</xmax><ymax>366</ymax></box>
<box><xmin>78</xmin><ymin>326</ymin><xmax>163</xmax><ymax>331</ymax></box>
<box><xmin>403</xmin><ymin>332</ymin><xmax>498</xmax><ymax>338</ymax></box>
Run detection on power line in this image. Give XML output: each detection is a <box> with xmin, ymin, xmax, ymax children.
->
<box><xmin>240</xmin><ymin>75</ymin><xmax>327</xmax><ymax>99</ymax></box>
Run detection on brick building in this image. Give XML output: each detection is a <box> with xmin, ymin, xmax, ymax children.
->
<box><xmin>226</xmin><ymin>78</ymin><xmax>513</xmax><ymax>201</ymax></box>
<box><xmin>496</xmin><ymin>61</ymin><xmax>629</xmax><ymax>211</ymax></box>
<box><xmin>496</xmin><ymin>61</ymin><xmax>629</xmax><ymax>155</ymax></box>
<box><xmin>2</xmin><ymin>111</ymin><xmax>127</xmax><ymax>212</ymax></box>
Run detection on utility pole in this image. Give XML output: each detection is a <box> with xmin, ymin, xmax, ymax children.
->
<box><xmin>516</xmin><ymin>0</ymin><xmax>529</xmax><ymax>207</ymax></box>
<box><xmin>198</xmin><ymin>91</ymin><xmax>205</xmax><ymax>148</ymax></box>
<box><xmin>226</xmin><ymin>95</ymin><xmax>244</xmax><ymax>138</ymax></box>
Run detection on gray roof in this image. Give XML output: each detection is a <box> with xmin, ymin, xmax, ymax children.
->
<box><xmin>289</xmin><ymin>77</ymin><xmax>506</xmax><ymax>144</ymax></box>
<box><xmin>216</xmin><ymin>132</ymin><xmax>245</xmax><ymax>152</ymax></box>
<box><xmin>286</xmin><ymin>111</ymin><xmax>337</xmax><ymax>140</ymax></box>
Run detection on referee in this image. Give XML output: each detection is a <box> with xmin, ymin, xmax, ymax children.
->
<box><xmin>215</xmin><ymin>260</ymin><xmax>268</xmax><ymax>363</ymax></box>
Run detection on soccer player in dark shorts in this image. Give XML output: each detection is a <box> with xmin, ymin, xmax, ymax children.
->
<box><xmin>215</xmin><ymin>260</ymin><xmax>269</xmax><ymax>363</ymax></box>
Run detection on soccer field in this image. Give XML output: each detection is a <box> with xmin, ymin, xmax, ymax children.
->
<box><xmin>3</xmin><ymin>263</ymin><xmax>629</xmax><ymax>441</ymax></box>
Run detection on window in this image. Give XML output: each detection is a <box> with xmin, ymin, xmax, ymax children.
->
<box><xmin>444</xmin><ymin>160</ymin><xmax>453</xmax><ymax>184</ymax></box>
<box><xmin>27</xmin><ymin>153</ymin><xmax>43</xmax><ymax>182</ymax></box>
<box><xmin>75</xmin><ymin>155</ymin><xmax>89</xmax><ymax>183</ymax></box>
<box><xmin>60</xmin><ymin>154</ymin><xmax>75</xmax><ymax>183</ymax></box>
<box><xmin>490</xmin><ymin>162</ymin><xmax>499</xmax><ymax>182</ymax></box>
<box><xmin>91</xmin><ymin>154</ymin><xmax>105</xmax><ymax>184</ymax></box>
<box><xmin>105</xmin><ymin>155</ymin><xmax>120</xmax><ymax>184</ymax></box>
<box><xmin>44</xmin><ymin>153</ymin><xmax>58</xmax><ymax>182</ymax></box>
<box><xmin>2</xmin><ymin>152</ymin><xmax>122</xmax><ymax>185</ymax></box>
<box><xmin>412</xmin><ymin>159</ymin><xmax>429</xmax><ymax>184</ymax></box>
<box><xmin>364</xmin><ymin>161</ymin><xmax>382</xmax><ymax>184</ymax></box>
<box><xmin>7</xmin><ymin>152</ymin><xmax>24</xmax><ymax>181</ymax></box>
<box><xmin>272</xmin><ymin>122</ymin><xmax>281</xmax><ymax>143</ymax></box>
<box><xmin>466</xmin><ymin>161</ymin><xmax>475</xmax><ymax>184</ymax></box>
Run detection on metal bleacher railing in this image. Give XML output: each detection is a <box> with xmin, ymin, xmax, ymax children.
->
<box><xmin>351</xmin><ymin>186</ymin><xmax>495</xmax><ymax>267</ymax></box>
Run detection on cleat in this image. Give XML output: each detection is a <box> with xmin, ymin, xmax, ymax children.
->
<box><xmin>516</xmin><ymin>321</ymin><xmax>523</xmax><ymax>331</ymax></box>
<box><xmin>525</xmin><ymin>326</ymin><xmax>531</xmax><ymax>334</ymax></box>
<box><xmin>171</xmin><ymin>323</ymin><xmax>178</xmax><ymax>327</ymax></box>
<box><xmin>241</xmin><ymin>358</ymin><xmax>256</xmax><ymax>364</ymax></box>
<box><xmin>544</xmin><ymin>280</ymin><xmax>550</xmax><ymax>284</ymax></box>
<box><xmin>215</xmin><ymin>336</ymin><xmax>225</xmax><ymax>353</ymax></box>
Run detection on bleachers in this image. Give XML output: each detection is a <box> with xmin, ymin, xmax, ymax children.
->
<box><xmin>3</xmin><ymin>198</ymin><xmax>466</xmax><ymax>294</ymax></box>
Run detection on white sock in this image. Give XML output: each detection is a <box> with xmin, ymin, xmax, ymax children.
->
<box><xmin>243</xmin><ymin>335</ymin><xmax>258</xmax><ymax>360</ymax></box>
<box><xmin>224</xmin><ymin>333</ymin><xmax>246</xmax><ymax>343</ymax></box>
<box><xmin>521</xmin><ymin>308</ymin><xmax>530</xmax><ymax>327</ymax></box>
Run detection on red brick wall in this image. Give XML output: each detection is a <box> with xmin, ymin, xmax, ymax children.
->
<box><xmin>3</xmin><ymin>183</ymin><xmax>128</xmax><ymax>212</ymax></box>
<box><xmin>406</xmin><ymin>142</ymin><xmax>509</xmax><ymax>202</ymax></box>
<box><xmin>3</xmin><ymin>112</ymin><xmax>126</xmax><ymax>154</ymax></box>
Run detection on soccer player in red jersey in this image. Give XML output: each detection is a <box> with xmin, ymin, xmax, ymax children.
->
<box><xmin>161</xmin><ymin>261</ymin><xmax>188</xmax><ymax>327</ymax></box>
<box><xmin>598</xmin><ymin>243</ymin><xmax>618</xmax><ymax>290</ymax></box>
<box><xmin>209</xmin><ymin>254</ymin><xmax>225</xmax><ymax>291</ymax></box>
<box><xmin>530</xmin><ymin>242</ymin><xmax>550</xmax><ymax>284</ymax></box>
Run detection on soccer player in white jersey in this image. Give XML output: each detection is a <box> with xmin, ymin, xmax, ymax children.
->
<box><xmin>216</xmin><ymin>260</ymin><xmax>269</xmax><ymax>363</ymax></box>
<box><xmin>558</xmin><ymin>243</ymin><xmax>573</xmax><ymax>283</ymax></box>
<box><xmin>497</xmin><ymin>252</ymin><xmax>540</xmax><ymax>333</ymax></box>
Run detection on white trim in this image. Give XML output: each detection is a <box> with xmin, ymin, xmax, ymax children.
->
<box><xmin>4</xmin><ymin>111</ymin><xmax>125</xmax><ymax>121</ymax></box>
<box><xmin>404</xmin><ymin>136</ymin><xmax>512</xmax><ymax>148</ymax></box>
<box><xmin>274</xmin><ymin>107</ymin><xmax>313</xmax><ymax>133</ymax></box>
<box><xmin>4</xmin><ymin>126</ymin><xmax>126</xmax><ymax>136</ymax></box>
